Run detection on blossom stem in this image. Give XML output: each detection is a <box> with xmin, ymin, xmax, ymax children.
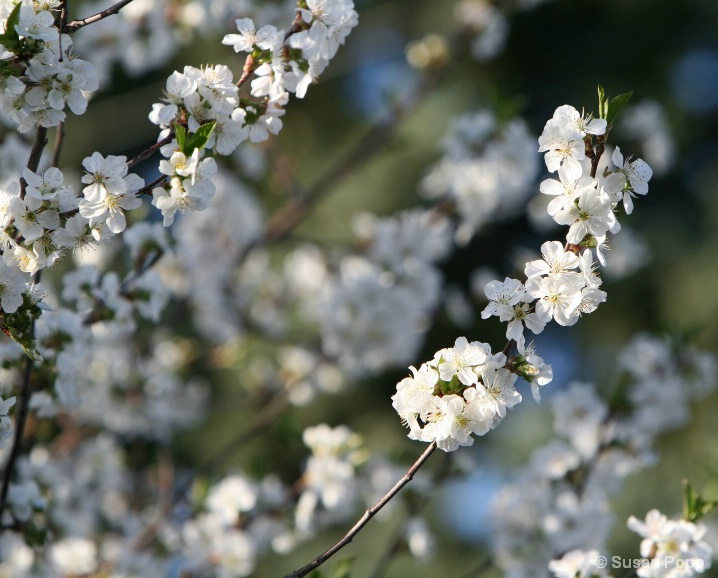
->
<box><xmin>590</xmin><ymin>134</ymin><xmax>607</xmax><ymax>178</ymax></box>
<box><xmin>282</xmin><ymin>441</ymin><xmax>437</xmax><ymax>578</ymax></box>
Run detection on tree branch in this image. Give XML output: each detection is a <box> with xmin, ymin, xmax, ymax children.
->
<box><xmin>19</xmin><ymin>127</ymin><xmax>48</xmax><ymax>199</ymax></box>
<box><xmin>64</xmin><ymin>0</ymin><xmax>137</xmax><ymax>33</ymax></box>
<box><xmin>282</xmin><ymin>441</ymin><xmax>438</xmax><ymax>578</ymax></box>
<box><xmin>127</xmin><ymin>133</ymin><xmax>174</xmax><ymax>170</ymax></box>
<box><xmin>0</xmin><ymin>341</ymin><xmax>36</xmax><ymax>530</ymax></box>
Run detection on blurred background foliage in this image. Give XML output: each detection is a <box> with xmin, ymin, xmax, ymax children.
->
<box><xmin>51</xmin><ymin>0</ymin><xmax>718</xmax><ymax>575</ymax></box>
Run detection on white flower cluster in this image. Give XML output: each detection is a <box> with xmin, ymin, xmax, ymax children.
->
<box><xmin>294</xmin><ymin>424</ymin><xmax>364</xmax><ymax>534</ymax></box>
<box><xmin>148</xmin><ymin>0</ymin><xmax>358</xmax><ymax>226</ymax></box>
<box><xmin>391</xmin><ymin>336</ymin><xmax>534</xmax><ymax>452</ymax></box>
<box><xmin>483</xmin><ymin>241</ymin><xmax>607</xmax><ymax>354</ymax></box>
<box><xmin>421</xmin><ymin>110</ymin><xmax>539</xmax><ymax>243</ymax></box>
<box><xmin>0</xmin><ymin>2</ymin><xmax>98</xmax><ymax>131</ymax></box>
<box><xmin>489</xmin><ymin>335</ymin><xmax>717</xmax><ymax>578</ymax></box>
<box><xmin>0</xmin><ymin>152</ymin><xmax>149</xmax><ymax>339</ymax></box>
<box><xmin>180</xmin><ymin>473</ymin><xmax>260</xmax><ymax>578</ymax></box>
<box><xmin>0</xmin><ymin>154</ymin><xmax>156</xmax><ymax>360</ymax></box>
<box><xmin>539</xmin><ymin>105</ymin><xmax>652</xmax><ymax>243</ymax></box>
<box><xmin>548</xmin><ymin>549</ymin><xmax>611</xmax><ymax>578</ymax></box>
<box><xmin>393</xmin><ymin>101</ymin><xmax>651</xmax><ymax>451</ymax></box>
<box><xmin>549</xmin><ymin>510</ymin><xmax>714</xmax><ymax>578</ymax></box>
<box><xmin>628</xmin><ymin>509</ymin><xmax>712</xmax><ymax>577</ymax></box>
<box><xmin>318</xmin><ymin>209</ymin><xmax>452</xmax><ymax>378</ymax></box>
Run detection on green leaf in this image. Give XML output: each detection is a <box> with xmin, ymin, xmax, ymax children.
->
<box><xmin>605</xmin><ymin>90</ymin><xmax>633</xmax><ymax>127</ymax></box>
<box><xmin>174</xmin><ymin>123</ymin><xmax>187</xmax><ymax>154</ymax></box>
<box><xmin>0</xmin><ymin>2</ymin><xmax>22</xmax><ymax>50</ymax></box>
<box><xmin>683</xmin><ymin>479</ymin><xmax>718</xmax><ymax>522</ymax></box>
<box><xmin>332</xmin><ymin>557</ymin><xmax>355</xmax><ymax>578</ymax></box>
<box><xmin>185</xmin><ymin>121</ymin><xmax>216</xmax><ymax>154</ymax></box>
<box><xmin>597</xmin><ymin>84</ymin><xmax>608</xmax><ymax>119</ymax></box>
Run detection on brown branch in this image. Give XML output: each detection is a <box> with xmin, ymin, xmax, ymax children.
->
<box><xmin>51</xmin><ymin>122</ymin><xmax>65</xmax><ymax>168</ymax></box>
<box><xmin>19</xmin><ymin>127</ymin><xmax>48</xmax><ymax>199</ymax></box>
<box><xmin>127</xmin><ymin>133</ymin><xmax>174</xmax><ymax>170</ymax></box>
<box><xmin>0</xmin><ymin>123</ymin><xmax>50</xmax><ymax>526</ymax></box>
<box><xmin>590</xmin><ymin>133</ymin><xmax>607</xmax><ymax>179</ymax></box>
<box><xmin>282</xmin><ymin>441</ymin><xmax>438</xmax><ymax>578</ymax></box>
<box><xmin>64</xmin><ymin>0</ymin><xmax>137</xmax><ymax>32</ymax></box>
<box><xmin>136</xmin><ymin>174</ymin><xmax>166</xmax><ymax>197</ymax></box>
<box><xmin>0</xmin><ymin>322</ymin><xmax>37</xmax><ymax>530</ymax></box>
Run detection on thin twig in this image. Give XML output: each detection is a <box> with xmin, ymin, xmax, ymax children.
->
<box><xmin>127</xmin><ymin>133</ymin><xmax>174</xmax><ymax>170</ymax></box>
<box><xmin>135</xmin><ymin>174</ymin><xmax>166</xmax><ymax>196</ymax></box>
<box><xmin>282</xmin><ymin>441</ymin><xmax>438</xmax><ymax>578</ymax></box>
<box><xmin>0</xmin><ymin>327</ymin><xmax>37</xmax><ymax>530</ymax></box>
<box><xmin>56</xmin><ymin>0</ymin><xmax>67</xmax><ymax>60</ymax></box>
<box><xmin>64</xmin><ymin>0</ymin><xmax>137</xmax><ymax>32</ymax></box>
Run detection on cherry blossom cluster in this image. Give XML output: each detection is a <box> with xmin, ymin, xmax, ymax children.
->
<box><xmin>0</xmin><ymin>153</ymin><xmax>152</xmax><ymax>356</ymax></box>
<box><xmin>393</xmin><ymin>101</ymin><xmax>653</xmax><ymax>451</ymax></box>
<box><xmin>0</xmin><ymin>0</ymin><xmax>706</xmax><ymax>574</ymax></box>
<box><xmin>0</xmin><ymin>1</ymin><xmax>358</xmax><ymax>365</ymax></box>
<box><xmin>548</xmin><ymin>510</ymin><xmax>713</xmax><ymax>578</ymax></box>
<box><xmin>489</xmin><ymin>334</ymin><xmax>717</xmax><ymax>578</ymax></box>
<box><xmin>391</xmin><ymin>336</ymin><xmax>551</xmax><ymax>452</ymax></box>
<box><xmin>148</xmin><ymin>1</ymin><xmax>358</xmax><ymax>226</ymax></box>
<box><xmin>539</xmin><ymin>105</ymin><xmax>652</xmax><ymax>241</ymax></box>
<box><xmin>628</xmin><ymin>510</ymin><xmax>712</xmax><ymax>577</ymax></box>
<box><xmin>0</xmin><ymin>2</ymin><xmax>98</xmax><ymax>132</ymax></box>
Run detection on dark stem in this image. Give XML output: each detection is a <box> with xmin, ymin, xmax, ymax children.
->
<box><xmin>0</xmin><ymin>322</ymin><xmax>37</xmax><ymax>530</ymax></box>
<box><xmin>127</xmin><ymin>133</ymin><xmax>174</xmax><ymax>170</ymax></box>
<box><xmin>51</xmin><ymin>122</ymin><xmax>65</xmax><ymax>168</ymax></box>
<box><xmin>56</xmin><ymin>0</ymin><xmax>67</xmax><ymax>60</ymax></box>
<box><xmin>590</xmin><ymin>134</ymin><xmax>607</xmax><ymax>178</ymax></box>
<box><xmin>282</xmin><ymin>441</ymin><xmax>437</xmax><ymax>578</ymax></box>
<box><xmin>19</xmin><ymin>127</ymin><xmax>49</xmax><ymax>199</ymax></box>
<box><xmin>136</xmin><ymin>174</ymin><xmax>166</xmax><ymax>196</ymax></box>
<box><xmin>0</xmin><ymin>126</ymin><xmax>49</xmax><ymax>518</ymax></box>
<box><xmin>65</xmin><ymin>0</ymin><xmax>137</xmax><ymax>32</ymax></box>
